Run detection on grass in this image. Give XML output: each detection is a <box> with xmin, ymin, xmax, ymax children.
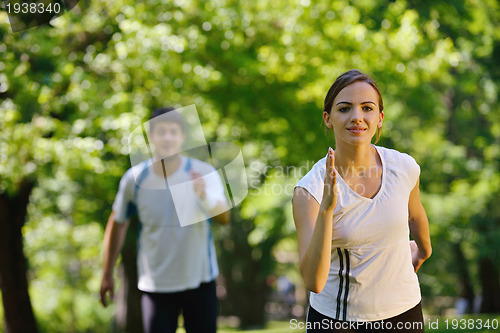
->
<box><xmin>177</xmin><ymin>321</ymin><xmax>295</xmax><ymax>333</ymax></box>
<box><xmin>0</xmin><ymin>316</ymin><xmax>495</xmax><ymax>332</ymax></box>
<box><xmin>218</xmin><ymin>321</ymin><xmax>296</xmax><ymax>332</ymax></box>
<box><xmin>175</xmin><ymin>315</ymin><xmax>500</xmax><ymax>333</ymax></box>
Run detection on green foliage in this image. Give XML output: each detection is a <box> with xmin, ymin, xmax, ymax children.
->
<box><xmin>1</xmin><ymin>0</ymin><xmax>499</xmax><ymax>329</ymax></box>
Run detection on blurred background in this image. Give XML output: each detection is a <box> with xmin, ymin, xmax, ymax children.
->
<box><xmin>1</xmin><ymin>0</ymin><xmax>499</xmax><ymax>332</ymax></box>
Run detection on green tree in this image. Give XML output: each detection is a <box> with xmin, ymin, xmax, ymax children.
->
<box><xmin>1</xmin><ymin>0</ymin><xmax>499</xmax><ymax>331</ymax></box>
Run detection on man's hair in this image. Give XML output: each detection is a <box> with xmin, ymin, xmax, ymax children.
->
<box><xmin>149</xmin><ymin>106</ymin><xmax>187</xmax><ymax>133</ymax></box>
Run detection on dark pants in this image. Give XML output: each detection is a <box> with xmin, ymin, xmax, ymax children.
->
<box><xmin>306</xmin><ymin>302</ymin><xmax>424</xmax><ymax>333</ymax></box>
<box><xmin>141</xmin><ymin>281</ymin><xmax>217</xmax><ymax>333</ymax></box>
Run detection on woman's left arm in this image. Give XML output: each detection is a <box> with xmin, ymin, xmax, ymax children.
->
<box><xmin>408</xmin><ymin>177</ymin><xmax>432</xmax><ymax>272</ymax></box>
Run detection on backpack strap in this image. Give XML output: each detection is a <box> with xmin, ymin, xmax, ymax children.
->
<box><xmin>130</xmin><ymin>159</ymin><xmax>152</xmax><ymax>252</ymax></box>
<box><xmin>184</xmin><ymin>157</ymin><xmax>192</xmax><ymax>172</ymax></box>
<box><xmin>133</xmin><ymin>159</ymin><xmax>152</xmax><ymax>206</ymax></box>
<box><xmin>125</xmin><ymin>160</ymin><xmax>151</xmax><ymax>219</ymax></box>
<box><xmin>134</xmin><ymin>157</ymin><xmax>189</xmax><ymax>201</ymax></box>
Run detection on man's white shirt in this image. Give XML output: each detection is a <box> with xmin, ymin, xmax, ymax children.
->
<box><xmin>112</xmin><ymin>155</ymin><xmax>226</xmax><ymax>292</ymax></box>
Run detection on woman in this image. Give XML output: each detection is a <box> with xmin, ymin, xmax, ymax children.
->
<box><xmin>292</xmin><ymin>70</ymin><xmax>432</xmax><ymax>332</ymax></box>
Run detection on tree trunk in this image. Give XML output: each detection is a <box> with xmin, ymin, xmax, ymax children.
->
<box><xmin>224</xmin><ymin>263</ymin><xmax>269</xmax><ymax>329</ymax></box>
<box><xmin>114</xmin><ymin>216</ymin><xmax>143</xmax><ymax>333</ymax></box>
<box><xmin>0</xmin><ymin>180</ymin><xmax>38</xmax><ymax>333</ymax></box>
<box><xmin>217</xmin><ymin>209</ymin><xmax>273</xmax><ymax>330</ymax></box>
<box><xmin>219</xmin><ymin>252</ymin><xmax>270</xmax><ymax>329</ymax></box>
<box><xmin>453</xmin><ymin>243</ymin><xmax>475</xmax><ymax>313</ymax></box>
<box><xmin>479</xmin><ymin>257</ymin><xmax>500</xmax><ymax>313</ymax></box>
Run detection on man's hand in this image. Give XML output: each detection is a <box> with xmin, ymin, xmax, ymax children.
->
<box><xmin>410</xmin><ymin>240</ymin><xmax>426</xmax><ymax>273</ymax></box>
<box><xmin>190</xmin><ymin>170</ymin><xmax>206</xmax><ymax>200</ymax></box>
<box><xmin>100</xmin><ymin>274</ymin><xmax>114</xmax><ymax>307</ymax></box>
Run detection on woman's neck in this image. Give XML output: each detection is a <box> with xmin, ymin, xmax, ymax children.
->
<box><xmin>334</xmin><ymin>143</ymin><xmax>378</xmax><ymax>178</ymax></box>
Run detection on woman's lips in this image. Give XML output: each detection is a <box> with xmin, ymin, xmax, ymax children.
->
<box><xmin>347</xmin><ymin>128</ymin><xmax>367</xmax><ymax>134</ymax></box>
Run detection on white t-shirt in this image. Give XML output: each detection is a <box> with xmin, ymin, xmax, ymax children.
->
<box><xmin>294</xmin><ymin>145</ymin><xmax>422</xmax><ymax>321</ymax></box>
<box><xmin>112</xmin><ymin>155</ymin><xmax>226</xmax><ymax>292</ymax></box>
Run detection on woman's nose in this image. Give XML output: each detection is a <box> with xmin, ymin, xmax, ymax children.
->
<box><xmin>350</xmin><ymin>106</ymin><xmax>363</xmax><ymax>122</ymax></box>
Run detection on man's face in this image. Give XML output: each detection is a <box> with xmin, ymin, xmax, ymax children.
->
<box><xmin>148</xmin><ymin>122</ymin><xmax>186</xmax><ymax>159</ymax></box>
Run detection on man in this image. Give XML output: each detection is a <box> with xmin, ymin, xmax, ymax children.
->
<box><xmin>100</xmin><ymin>107</ymin><xmax>230</xmax><ymax>333</ymax></box>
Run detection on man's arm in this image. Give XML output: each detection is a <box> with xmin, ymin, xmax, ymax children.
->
<box><xmin>100</xmin><ymin>211</ymin><xmax>130</xmax><ymax>307</ymax></box>
<box><xmin>408</xmin><ymin>178</ymin><xmax>432</xmax><ymax>273</ymax></box>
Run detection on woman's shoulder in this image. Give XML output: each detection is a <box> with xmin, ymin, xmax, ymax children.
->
<box><xmin>376</xmin><ymin>145</ymin><xmax>420</xmax><ymax>187</ymax></box>
<box><xmin>303</xmin><ymin>155</ymin><xmax>327</xmax><ymax>178</ymax></box>
<box><xmin>293</xmin><ymin>155</ymin><xmax>327</xmax><ymax>203</ymax></box>
<box><xmin>375</xmin><ymin>145</ymin><xmax>419</xmax><ymax>167</ymax></box>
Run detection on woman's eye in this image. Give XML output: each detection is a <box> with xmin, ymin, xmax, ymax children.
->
<box><xmin>363</xmin><ymin>106</ymin><xmax>373</xmax><ymax>111</ymax></box>
<box><xmin>339</xmin><ymin>107</ymin><xmax>349</xmax><ymax>113</ymax></box>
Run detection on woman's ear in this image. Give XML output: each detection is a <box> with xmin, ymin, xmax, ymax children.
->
<box><xmin>377</xmin><ymin>111</ymin><xmax>384</xmax><ymax>128</ymax></box>
<box><xmin>323</xmin><ymin>111</ymin><xmax>333</xmax><ymax>128</ymax></box>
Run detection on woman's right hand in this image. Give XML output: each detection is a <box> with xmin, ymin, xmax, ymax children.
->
<box><xmin>293</xmin><ymin>147</ymin><xmax>338</xmax><ymax>292</ymax></box>
<box><xmin>320</xmin><ymin>147</ymin><xmax>338</xmax><ymax>212</ymax></box>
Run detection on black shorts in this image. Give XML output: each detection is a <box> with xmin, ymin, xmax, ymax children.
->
<box><xmin>306</xmin><ymin>302</ymin><xmax>424</xmax><ymax>333</ymax></box>
<box><xmin>141</xmin><ymin>280</ymin><xmax>217</xmax><ymax>333</ymax></box>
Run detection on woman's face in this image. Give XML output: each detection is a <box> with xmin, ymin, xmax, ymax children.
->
<box><xmin>324</xmin><ymin>81</ymin><xmax>384</xmax><ymax>147</ymax></box>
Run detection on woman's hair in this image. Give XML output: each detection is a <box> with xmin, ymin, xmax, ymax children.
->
<box><xmin>323</xmin><ymin>69</ymin><xmax>384</xmax><ymax>143</ymax></box>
